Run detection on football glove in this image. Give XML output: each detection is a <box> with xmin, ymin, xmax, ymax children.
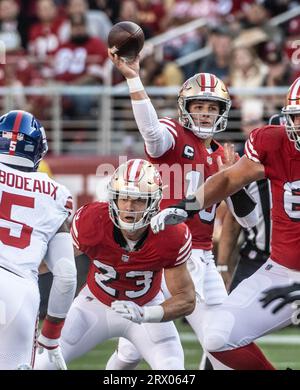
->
<box><xmin>111</xmin><ymin>300</ymin><xmax>144</xmax><ymax>323</ymax></box>
<box><xmin>260</xmin><ymin>283</ymin><xmax>300</xmax><ymax>313</ymax></box>
<box><xmin>37</xmin><ymin>333</ymin><xmax>67</xmax><ymax>370</ymax></box>
<box><xmin>111</xmin><ymin>301</ymin><xmax>164</xmax><ymax>323</ymax></box>
<box><xmin>150</xmin><ymin>208</ymin><xmax>188</xmax><ymax>234</ymax></box>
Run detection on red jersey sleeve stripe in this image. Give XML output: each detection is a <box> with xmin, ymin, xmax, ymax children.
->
<box><xmin>175</xmin><ymin>248</ymin><xmax>192</xmax><ymax>266</ymax></box>
<box><xmin>179</xmin><ymin>233</ymin><xmax>192</xmax><ymax>253</ymax></box>
<box><xmin>176</xmin><ymin>242</ymin><xmax>192</xmax><ymax>262</ymax></box>
<box><xmin>247</xmin><ymin>136</ymin><xmax>259</xmax><ymax>156</ymax></box>
<box><xmin>245</xmin><ymin>140</ymin><xmax>260</xmax><ymax>163</ymax></box>
<box><xmin>159</xmin><ymin>119</ymin><xmax>178</xmax><ymax>136</ymax></box>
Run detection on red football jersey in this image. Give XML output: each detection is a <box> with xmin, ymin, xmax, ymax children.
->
<box><xmin>28</xmin><ymin>16</ymin><xmax>67</xmax><ymax>59</ymax></box>
<box><xmin>145</xmin><ymin>118</ymin><xmax>224</xmax><ymax>250</ymax></box>
<box><xmin>245</xmin><ymin>125</ymin><xmax>300</xmax><ymax>270</ymax></box>
<box><xmin>53</xmin><ymin>37</ymin><xmax>107</xmax><ymax>83</ymax></box>
<box><xmin>71</xmin><ymin>202</ymin><xmax>192</xmax><ymax>306</ymax></box>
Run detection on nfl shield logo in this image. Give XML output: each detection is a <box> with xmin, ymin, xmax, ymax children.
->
<box><xmin>121</xmin><ymin>254</ymin><xmax>130</xmax><ymax>262</ymax></box>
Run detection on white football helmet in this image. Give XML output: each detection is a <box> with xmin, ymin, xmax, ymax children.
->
<box><xmin>281</xmin><ymin>77</ymin><xmax>300</xmax><ymax>151</ymax></box>
<box><xmin>108</xmin><ymin>159</ymin><xmax>162</xmax><ymax>231</ymax></box>
<box><xmin>178</xmin><ymin>73</ymin><xmax>231</xmax><ymax>139</ymax></box>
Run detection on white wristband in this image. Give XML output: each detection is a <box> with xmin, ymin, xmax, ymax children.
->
<box><xmin>38</xmin><ymin>334</ymin><xmax>59</xmax><ymax>348</ymax></box>
<box><xmin>127</xmin><ymin>77</ymin><xmax>144</xmax><ymax>93</ymax></box>
<box><xmin>143</xmin><ymin>305</ymin><xmax>164</xmax><ymax>323</ymax></box>
<box><xmin>217</xmin><ymin>265</ymin><xmax>229</xmax><ymax>273</ymax></box>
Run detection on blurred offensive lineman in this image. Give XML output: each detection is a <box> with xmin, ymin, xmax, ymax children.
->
<box><xmin>35</xmin><ymin>159</ymin><xmax>195</xmax><ymax>370</ymax></box>
<box><xmin>151</xmin><ymin>77</ymin><xmax>300</xmax><ymax>369</ymax></box>
<box><xmin>107</xmin><ymin>53</ymin><xmax>258</xmax><ymax>369</ymax></box>
<box><xmin>0</xmin><ymin>110</ymin><xmax>77</xmax><ymax>369</ymax></box>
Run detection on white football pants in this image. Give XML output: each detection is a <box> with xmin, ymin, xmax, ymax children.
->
<box><xmin>0</xmin><ymin>267</ymin><xmax>39</xmax><ymax>369</ymax></box>
<box><xmin>203</xmin><ymin>258</ymin><xmax>300</xmax><ymax>352</ymax></box>
<box><xmin>34</xmin><ymin>285</ymin><xmax>184</xmax><ymax>370</ymax></box>
<box><xmin>106</xmin><ymin>249</ymin><xmax>228</xmax><ymax>369</ymax></box>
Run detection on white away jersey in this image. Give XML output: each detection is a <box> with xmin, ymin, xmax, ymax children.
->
<box><xmin>0</xmin><ymin>162</ymin><xmax>72</xmax><ymax>279</ymax></box>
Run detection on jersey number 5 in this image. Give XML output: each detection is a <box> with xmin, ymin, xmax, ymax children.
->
<box><xmin>0</xmin><ymin>191</ymin><xmax>35</xmax><ymax>249</ymax></box>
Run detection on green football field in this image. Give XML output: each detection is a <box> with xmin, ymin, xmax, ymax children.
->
<box><xmin>68</xmin><ymin>322</ymin><xmax>300</xmax><ymax>370</ymax></box>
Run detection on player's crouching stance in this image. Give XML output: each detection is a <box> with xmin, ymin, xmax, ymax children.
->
<box><xmin>0</xmin><ymin>110</ymin><xmax>77</xmax><ymax>370</ymax></box>
<box><xmin>35</xmin><ymin>159</ymin><xmax>195</xmax><ymax>370</ymax></box>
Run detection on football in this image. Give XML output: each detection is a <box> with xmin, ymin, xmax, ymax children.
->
<box><xmin>108</xmin><ymin>21</ymin><xmax>145</xmax><ymax>60</ymax></box>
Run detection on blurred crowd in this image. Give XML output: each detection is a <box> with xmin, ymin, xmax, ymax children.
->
<box><xmin>1</xmin><ymin>0</ymin><xmax>300</xmax><ymax>150</ymax></box>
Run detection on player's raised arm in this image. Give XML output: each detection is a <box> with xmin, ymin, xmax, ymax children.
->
<box><xmin>108</xmin><ymin>50</ymin><xmax>174</xmax><ymax>158</ymax></box>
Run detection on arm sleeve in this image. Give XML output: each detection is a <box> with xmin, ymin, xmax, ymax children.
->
<box><xmin>44</xmin><ymin>232</ymin><xmax>77</xmax><ymax>318</ymax></box>
<box><xmin>131</xmin><ymin>99</ymin><xmax>175</xmax><ymax>157</ymax></box>
<box><xmin>225</xmin><ymin>187</ymin><xmax>259</xmax><ymax>228</ymax></box>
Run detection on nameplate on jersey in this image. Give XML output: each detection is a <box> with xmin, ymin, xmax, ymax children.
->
<box><xmin>182</xmin><ymin>145</ymin><xmax>194</xmax><ymax>160</ymax></box>
<box><xmin>121</xmin><ymin>254</ymin><xmax>130</xmax><ymax>262</ymax></box>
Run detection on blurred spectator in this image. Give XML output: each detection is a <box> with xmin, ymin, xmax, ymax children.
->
<box><xmin>263</xmin><ymin>43</ymin><xmax>291</xmax><ymax>113</ymax></box>
<box><xmin>241</xmin><ymin>98</ymin><xmax>264</xmax><ymax>138</ymax></box>
<box><xmin>229</xmin><ymin>46</ymin><xmax>269</xmax><ymax>108</ymax></box>
<box><xmin>233</xmin><ymin>27</ymin><xmax>268</xmax><ymax>50</ymax></box>
<box><xmin>285</xmin><ymin>16</ymin><xmax>300</xmax><ymax>81</ymax></box>
<box><xmin>0</xmin><ymin>43</ymin><xmax>48</xmax><ymax>118</ymax></box>
<box><xmin>235</xmin><ymin>98</ymin><xmax>265</xmax><ymax>155</ymax></box>
<box><xmin>61</xmin><ymin>0</ymin><xmax>112</xmax><ymax>43</ymax></box>
<box><xmin>264</xmin><ymin>44</ymin><xmax>290</xmax><ymax>87</ymax></box>
<box><xmin>263</xmin><ymin>0</ymin><xmax>296</xmax><ymax>17</ymax></box>
<box><xmin>199</xmin><ymin>26</ymin><xmax>233</xmax><ymax>84</ymax></box>
<box><xmin>117</xmin><ymin>0</ymin><xmax>151</xmax><ymax>39</ymax></box>
<box><xmin>240</xmin><ymin>2</ymin><xmax>283</xmax><ymax>45</ymax></box>
<box><xmin>51</xmin><ymin>13</ymin><xmax>108</xmax><ymax>117</ymax></box>
<box><xmin>140</xmin><ymin>53</ymin><xmax>183</xmax><ymax>86</ymax></box>
<box><xmin>136</xmin><ymin>0</ymin><xmax>166</xmax><ymax>37</ymax></box>
<box><xmin>168</xmin><ymin>0</ymin><xmax>220</xmax><ymax>26</ymax></box>
<box><xmin>0</xmin><ymin>0</ymin><xmax>22</xmax><ymax>51</ymax></box>
<box><xmin>28</xmin><ymin>0</ymin><xmax>67</xmax><ymax>60</ymax></box>
<box><xmin>162</xmin><ymin>1</ymin><xmax>207</xmax><ymax>77</ymax></box>
<box><xmin>88</xmin><ymin>0</ymin><xmax>121</xmax><ymax>24</ymax></box>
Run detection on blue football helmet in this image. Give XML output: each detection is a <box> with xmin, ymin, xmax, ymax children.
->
<box><xmin>0</xmin><ymin>110</ymin><xmax>48</xmax><ymax>170</ymax></box>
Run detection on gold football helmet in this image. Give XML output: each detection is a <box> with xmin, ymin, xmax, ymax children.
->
<box><xmin>281</xmin><ymin>77</ymin><xmax>300</xmax><ymax>151</ymax></box>
<box><xmin>108</xmin><ymin>159</ymin><xmax>162</xmax><ymax>231</ymax></box>
<box><xmin>178</xmin><ymin>73</ymin><xmax>231</xmax><ymax>138</ymax></box>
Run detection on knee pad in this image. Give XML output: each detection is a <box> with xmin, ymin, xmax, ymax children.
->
<box><xmin>202</xmin><ymin>310</ymin><xmax>235</xmax><ymax>352</ymax></box>
<box><xmin>203</xmin><ymin>333</ymin><xmax>227</xmax><ymax>352</ymax></box>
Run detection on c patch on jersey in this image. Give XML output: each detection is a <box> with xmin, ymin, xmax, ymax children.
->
<box><xmin>182</xmin><ymin>145</ymin><xmax>194</xmax><ymax>160</ymax></box>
